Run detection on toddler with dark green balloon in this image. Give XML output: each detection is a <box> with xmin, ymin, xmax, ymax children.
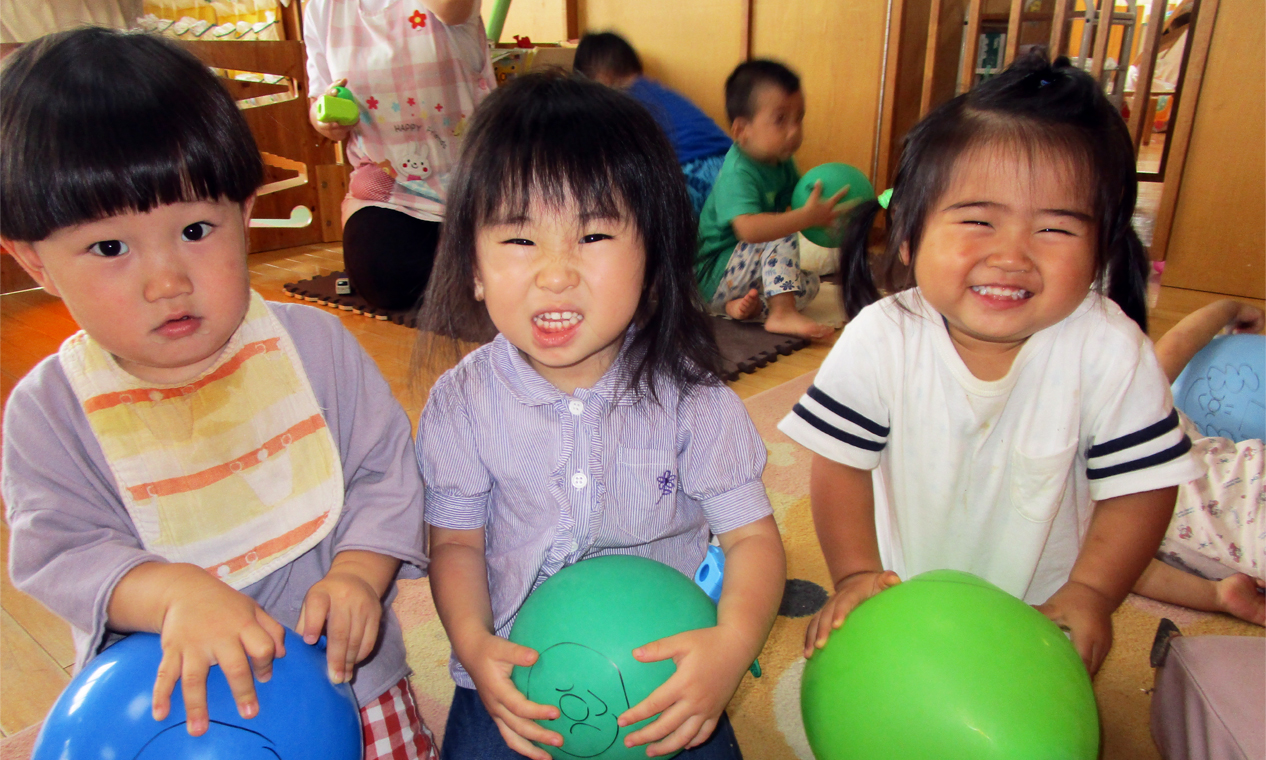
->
<box><xmin>694</xmin><ymin>59</ymin><xmax>859</xmax><ymax>341</ymax></box>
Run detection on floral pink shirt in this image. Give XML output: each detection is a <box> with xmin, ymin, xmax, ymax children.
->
<box><xmin>305</xmin><ymin>0</ymin><xmax>494</xmax><ymax>222</ymax></box>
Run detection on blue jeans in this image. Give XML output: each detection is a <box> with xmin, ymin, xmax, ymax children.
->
<box><xmin>440</xmin><ymin>686</ymin><xmax>743</xmax><ymax>760</ymax></box>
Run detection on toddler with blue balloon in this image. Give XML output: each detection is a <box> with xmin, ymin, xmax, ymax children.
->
<box><xmin>1</xmin><ymin>28</ymin><xmax>437</xmax><ymax>759</ymax></box>
<box><xmin>414</xmin><ymin>72</ymin><xmax>786</xmax><ymax>760</ymax></box>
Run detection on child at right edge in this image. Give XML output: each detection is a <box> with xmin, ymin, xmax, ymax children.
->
<box><xmin>1132</xmin><ymin>298</ymin><xmax>1265</xmax><ymax>625</ymax></box>
<box><xmin>781</xmin><ymin>53</ymin><xmax>1204</xmax><ymax>677</ymax></box>
<box><xmin>695</xmin><ymin>60</ymin><xmax>852</xmax><ymax>341</ymax></box>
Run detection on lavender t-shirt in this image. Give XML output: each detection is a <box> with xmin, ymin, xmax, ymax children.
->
<box><xmin>418</xmin><ymin>333</ymin><xmax>772</xmax><ymax>688</ymax></box>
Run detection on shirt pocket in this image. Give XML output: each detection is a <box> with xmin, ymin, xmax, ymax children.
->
<box><xmin>610</xmin><ymin>448</ymin><xmax>679</xmax><ymax>542</ymax></box>
<box><xmin>1010</xmin><ymin>443</ymin><xmax>1077</xmax><ymax>523</ymax></box>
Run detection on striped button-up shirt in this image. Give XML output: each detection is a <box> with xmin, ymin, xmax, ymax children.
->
<box><xmin>418</xmin><ymin>333</ymin><xmax>771</xmax><ymax>687</ymax></box>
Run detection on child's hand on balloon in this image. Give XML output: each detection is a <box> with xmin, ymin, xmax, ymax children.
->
<box><xmin>461</xmin><ymin>631</ymin><xmax>562</xmax><ymax>760</ymax></box>
<box><xmin>803</xmin><ymin>570</ymin><xmax>901</xmax><ymax>658</ymax></box>
<box><xmin>1034</xmin><ymin>580</ymin><xmax>1115</xmax><ymax>676</ymax></box>
<box><xmin>297</xmin><ymin>571</ymin><xmax>382</xmax><ymax>685</ymax></box>
<box><xmin>144</xmin><ymin>565</ymin><xmax>287</xmax><ymax>736</ymax></box>
<box><xmin>800</xmin><ymin>181</ymin><xmax>851</xmax><ymax>229</ymax></box>
<box><xmin>618</xmin><ymin>625</ymin><xmax>751</xmax><ymax>756</ymax></box>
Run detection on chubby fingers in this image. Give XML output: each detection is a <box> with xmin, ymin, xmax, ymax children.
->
<box><xmin>152</xmin><ymin>647</ymin><xmax>181</xmax><ymax>724</ymax></box>
<box><xmin>327</xmin><ymin>78</ymin><xmax>348</xmax><ymax>95</ymax></box>
<box><xmin>803</xmin><ymin>606</ymin><xmax>832</xmax><ymax>657</ymax></box>
<box><xmin>491</xmin><ymin>715</ymin><xmax>556</xmax><ymax>760</ymax></box>
<box><xmin>620</xmin><ymin>693</ymin><xmax>694</xmax><ymax>752</ymax></box>
<box><xmin>241</xmin><ymin>623</ymin><xmax>280</xmax><ymax>685</ymax></box>
<box><xmin>647</xmin><ymin>713</ymin><xmax>711</xmax><ymax>757</ymax></box>
<box><xmin>297</xmin><ymin>592</ymin><xmax>329</xmax><ymax>646</ymax></box>
<box><xmin>827</xmin><ymin>185</ymin><xmax>851</xmax><ymax>207</ymax></box>
<box><xmin>484</xmin><ymin>679</ymin><xmax>562</xmax><ymax>749</ymax></box>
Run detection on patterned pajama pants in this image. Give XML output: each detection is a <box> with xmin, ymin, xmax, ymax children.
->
<box><xmin>708</xmin><ymin>234</ymin><xmax>820</xmax><ymax>319</ymax></box>
<box><xmin>362</xmin><ymin>677</ymin><xmax>439</xmax><ymax>760</ymax></box>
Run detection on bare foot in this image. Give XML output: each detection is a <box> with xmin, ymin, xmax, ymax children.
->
<box><xmin>1215</xmin><ymin>573</ymin><xmax>1266</xmax><ymax>626</ymax></box>
<box><xmin>764</xmin><ymin>309</ymin><xmax>834</xmax><ymax>340</ymax></box>
<box><xmin>725</xmin><ymin>288</ymin><xmax>762</xmax><ymax>320</ymax></box>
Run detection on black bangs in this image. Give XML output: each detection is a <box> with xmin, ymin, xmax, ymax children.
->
<box><xmin>1</xmin><ymin>28</ymin><xmax>262</xmax><ymax>242</ymax></box>
<box><xmin>460</xmin><ymin>75</ymin><xmax>660</xmax><ymax>233</ymax></box>
<box><xmin>416</xmin><ymin>71</ymin><xmax>724</xmax><ymax>399</ymax></box>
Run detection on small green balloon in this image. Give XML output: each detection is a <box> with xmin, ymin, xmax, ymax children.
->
<box><xmin>801</xmin><ymin>570</ymin><xmax>1099</xmax><ymax>760</ymax></box>
<box><xmin>509</xmin><ymin>555</ymin><xmax>718</xmax><ymax>760</ymax></box>
<box><xmin>791</xmin><ymin>163</ymin><xmax>875</xmax><ymax>248</ymax></box>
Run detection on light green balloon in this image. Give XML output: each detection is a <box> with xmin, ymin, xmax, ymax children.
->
<box><xmin>801</xmin><ymin>569</ymin><xmax>1099</xmax><ymax>760</ymax></box>
<box><xmin>510</xmin><ymin>555</ymin><xmax>718</xmax><ymax>760</ymax></box>
<box><xmin>791</xmin><ymin>163</ymin><xmax>876</xmax><ymax>248</ymax></box>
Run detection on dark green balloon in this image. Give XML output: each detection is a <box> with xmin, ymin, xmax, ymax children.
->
<box><xmin>801</xmin><ymin>570</ymin><xmax>1099</xmax><ymax>760</ymax></box>
<box><xmin>509</xmin><ymin>555</ymin><xmax>718</xmax><ymax>760</ymax></box>
<box><xmin>791</xmin><ymin>163</ymin><xmax>876</xmax><ymax>248</ymax></box>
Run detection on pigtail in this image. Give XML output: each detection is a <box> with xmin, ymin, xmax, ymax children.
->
<box><xmin>837</xmin><ymin>199</ymin><xmax>884</xmax><ymax>319</ymax></box>
<box><xmin>1104</xmin><ymin>226</ymin><xmax>1152</xmax><ymax>334</ymax></box>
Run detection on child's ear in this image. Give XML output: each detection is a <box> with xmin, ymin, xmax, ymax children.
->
<box><xmin>729</xmin><ymin>118</ymin><xmax>748</xmax><ymax>144</ymax></box>
<box><xmin>2</xmin><ymin>239</ymin><xmax>61</xmax><ymax>297</ymax></box>
<box><xmin>899</xmin><ymin>241</ymin><xmax>912</xmax><ymax>266</ymax></box>
<box><xmin>472</xmin><ymin>271</ymin><xmax>485</xmax><ymax>301</ymax></box>
<box><xmin>240</xmin><ymin>194</ymin><xmax>257</xmax><ymax>227</ymax></box>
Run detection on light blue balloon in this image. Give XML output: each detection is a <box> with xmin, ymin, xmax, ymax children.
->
<box><xmin>1172</xmin><ymin>333</ymin><xmax>1265</xmax><ymax>442</ymax></box>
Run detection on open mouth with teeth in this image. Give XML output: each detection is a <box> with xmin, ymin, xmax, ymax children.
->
<box><xmin>970</xmin><ymin>285</ymin><xmax>1033</xmax><ymax>301</ymax></box>
<box><xmin>532</xmin><ymin>310</ymin><xmax>584</xmax><ymax>347</ymax></box>
<box><xmin>533</xmin><ymin>311</ymin><xmax>584</xmax><ymax>331</ymax></box>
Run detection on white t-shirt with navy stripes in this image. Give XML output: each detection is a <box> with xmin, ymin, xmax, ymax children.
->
<box><xmin>778</xmin><ymin>289</ymin><xmax>1203</xmax><ymax>604</ymax></box>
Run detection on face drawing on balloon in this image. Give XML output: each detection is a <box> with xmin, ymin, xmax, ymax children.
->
<box><xmin>1179</xmin><ymin>360</ymin><xmax>1264</xmax><ymax>439</ymax></box>
<box><xmin>525</xmin><ymin>643</ymin><xmax>630</xmax><ymax>758</ymax></box>
<box><xmin>132</xmin><ymin>722</ymin><xmax>281</xmax><ymax>758</ymax></box>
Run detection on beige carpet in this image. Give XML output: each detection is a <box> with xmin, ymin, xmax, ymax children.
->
<box><xmin>4</xmin><ymin>369</ymin><xmax>1261</xmax><ymax>759</ymax></box>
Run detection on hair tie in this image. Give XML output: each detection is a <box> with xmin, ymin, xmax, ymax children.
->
<box><xmin>877</xmin><ymin>188</ymin><xmax>893</xmax><ymax>209</ymax></box>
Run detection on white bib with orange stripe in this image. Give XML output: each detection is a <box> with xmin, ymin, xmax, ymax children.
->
<box><xmin>58</xmin><ymin>291</ymin><xmax>344</xmax><ymax>590</ymax></box>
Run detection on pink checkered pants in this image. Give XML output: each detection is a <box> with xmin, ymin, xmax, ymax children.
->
<box><xmin>361</xmin><ymin>677</ymin><xmax>438</xmax><ymax>760</ymax></box>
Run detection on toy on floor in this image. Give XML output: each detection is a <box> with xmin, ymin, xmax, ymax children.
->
<box><xmin>315</xmin><ymin>85</ymin><xmax>359</xmax><ymax>126</ymax></box>
<box><xmin>800</xmin><ymin>569</ymin><xmax>1099</xmax><ymax>760</ymax></box>
<box><xmin>32</xmin><ymin>628</ymin><xmax>361</xmax><ymax>760</ymax></box>
<box><xmin>791</xmin><ymin>163</ymin><xmax>875</xmax><ymax>248</ymax></box>
<box><xmin>1171</xmin><ymin>333</ymin><xmax>1265</xmax><ymax>442</ymax></box>
<box><xmin>509</xmin><ymin>555</ymin><xmax>718</xmax><ymax>760</ymax></box>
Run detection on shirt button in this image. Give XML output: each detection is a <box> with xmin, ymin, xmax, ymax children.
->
<box><xmin>568</xmin><ymin>399</ymin><xmax>584</xmax><ymax>416</ymax></box>
<box><xmin>571</xmin><ymin>471</ymin><xmax>588</xmax><ymax>489</ymax></box>
<box><xmin>568</xmin><ymin>539</ymin><xmax>579</xmax><ymax>552</ymax></box>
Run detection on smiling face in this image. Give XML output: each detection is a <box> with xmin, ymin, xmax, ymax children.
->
<box><xmin>908</xmin><ymin>145</ymin><xmax>1097</xmax><ymax>377</ymax></box>
<box><xmin>474</xmin><ymin>195</ymin><xmax>646</xmax><ymax>394</ymax></box>
<box><xmin>524</xmin><ymin>643</ymin><xmax>629</xmax><ymax>758</ymax></box>
<box><xmin>6</xmin><ymin>198</ymin><xmax>253</xmax><ymax>385</ymax></box>
<box><xmin>732</xmin><ymin>83</ymin><xmax>805</xmax><ymax>164</ymax></box>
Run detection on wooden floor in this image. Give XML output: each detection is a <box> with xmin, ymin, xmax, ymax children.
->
<box><xmin>1</xmin><ymin>226</ymin><xmax>1261</xmax><ymax>738</ymax></box>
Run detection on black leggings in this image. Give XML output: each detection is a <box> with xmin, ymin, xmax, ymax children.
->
<box><xmin>341</xmin><ymin>205</ymin><xmax>442</xmax><ymax>312</ymax></box>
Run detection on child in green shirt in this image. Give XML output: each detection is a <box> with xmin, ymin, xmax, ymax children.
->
<box><xmin>695</xmin><ymin>60</ymin><xmax>852</xmax><ymax>340</ymax></box>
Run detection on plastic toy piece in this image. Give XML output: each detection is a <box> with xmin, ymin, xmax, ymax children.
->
<box><xmin>316</xmin><ymin>86</ymin><xmax>359</xmax><ymax>126</ymax></box>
